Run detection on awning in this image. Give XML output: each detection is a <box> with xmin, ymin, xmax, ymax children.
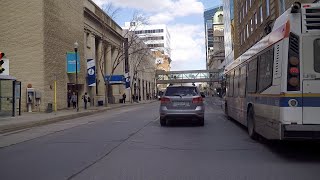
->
<box><xmin>0</xmin><ymin>75</ymin><xmax>16</xmax><ymax>80</ymax></box>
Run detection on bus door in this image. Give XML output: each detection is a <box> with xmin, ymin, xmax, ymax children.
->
<box><xmin>302</xmin><ymin>36</ymin><xmax>320</xmax><ymax>124</ymax></box>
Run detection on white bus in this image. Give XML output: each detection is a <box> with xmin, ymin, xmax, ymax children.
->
<box><xmin>223</xmin><ymin>2</ymin><xmax>320</xmax><ymax>140</ymax></box>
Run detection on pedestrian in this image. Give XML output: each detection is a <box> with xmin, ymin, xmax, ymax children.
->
<box><xmin>71</xmin><ymin>92</ymin><xmax>77</xmax><ymax>109</ymax></box>
<box><xmin>82</xmin><ymin>92</ymin><xmax>89</xmax><ymax>109</ymax></box>
<box><xmin>122</xmin><ymin>93</ymin><xmax>126</xmax><ymax>104</ymax></box>
<box><xmin>67</xmin><ymin>90</ymin><xmax>72</xmax><ymax>108</ymax></box>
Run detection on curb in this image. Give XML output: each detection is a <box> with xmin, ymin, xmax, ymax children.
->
<box><xmin>0</xmin><ymin>100</ymin><xmax>158</xmax><ymax>134</ymax></box>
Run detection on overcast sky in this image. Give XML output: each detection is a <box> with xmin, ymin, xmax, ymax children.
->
<box><xmin>92</xmin><ymin>0</ymin><xmax>222</xmax><ymax>71</ymax></box>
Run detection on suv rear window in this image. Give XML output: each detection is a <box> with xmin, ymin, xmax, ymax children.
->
<box><xmin>165</xmin><ymin>87</ymin><xmax>198</xmax><ymax>96</ymax></box>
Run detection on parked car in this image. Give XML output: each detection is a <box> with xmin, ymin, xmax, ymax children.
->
<box><xmin>159</xmin><ymin>85</ymin><xmax>205</xmax><ymax>126</ymax></box>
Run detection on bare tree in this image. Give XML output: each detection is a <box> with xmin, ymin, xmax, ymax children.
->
<box><xmin>102</xmin><ymin>2</ymin><xmax>121</xmax><ymax>20</ymax></box>
<box><xmin>96</xmin><ymin>9</ymin><xmax>152</xmax><ymax>106</ymax></box>
<box><xmin>128</xmin><ymin>43</ymin><xmax>156</xmax><ymax>102</ymax></box>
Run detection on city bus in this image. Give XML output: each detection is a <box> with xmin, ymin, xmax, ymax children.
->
<box><xmin>223</xmin><ymin>2</ymin><xmax>320</xmax><ymax>140</ymax></box>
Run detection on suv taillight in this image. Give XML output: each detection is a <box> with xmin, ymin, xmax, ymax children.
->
<box><xmin>192</xmin><ymin>97</ymin><xmax>203</xmax><ymax>104</ymax></box>
<box><xmin>287</xmin><ymin>33</ymin><xmax>300</xmax><ymax>91</ymax></box>
<box><xmin>161</xmin><ymin>97</ymin><xmax>170</xmax><ymax>104</ymax></box>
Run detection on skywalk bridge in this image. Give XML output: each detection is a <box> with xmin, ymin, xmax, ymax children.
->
<box><xmin>156</xmin><ymin>69</ymin><xmax>221</xmax><ymax>84</ymax></box>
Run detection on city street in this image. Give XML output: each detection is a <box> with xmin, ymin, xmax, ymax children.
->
<box><xmin>0</xmin><ymin>97</ymin><xmax>320</xmax><ymax>180</ymax></box>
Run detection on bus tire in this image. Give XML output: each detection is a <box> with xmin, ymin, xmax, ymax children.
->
<box><xmin>160</xmin><ymin>118</ymin><xmax>166</xmax><ymax>126</ymax></box>
<box><xmin>247</xmin><ymin>107</ymin><xmax>258</xmax><ymax>140</ymax></box>
<box><xmin>225</xmin><ymin>103</ymin><xmax>231</xmax><ymax>119</ymax></box>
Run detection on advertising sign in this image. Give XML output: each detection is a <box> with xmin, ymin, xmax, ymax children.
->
<box><xmin>66</xmin><ymin>52</ymin><xmax>80</xmax><ymax>73</ymax></box>
<box><xmin>87</xmin><ymin>59</ymin><xmax>96</xmax><ymax>86</ymax></box>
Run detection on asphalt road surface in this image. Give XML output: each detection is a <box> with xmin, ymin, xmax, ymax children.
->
<box><xmin>0</xmin><ymin>98</ymin><xmax>320</xmax><ymax>180</ymax></box>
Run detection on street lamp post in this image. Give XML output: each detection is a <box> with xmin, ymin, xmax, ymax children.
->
<box><xmin>74</xmin><ymin>42</ymin><xmax>79</xmax><ymax>112</ymax></box>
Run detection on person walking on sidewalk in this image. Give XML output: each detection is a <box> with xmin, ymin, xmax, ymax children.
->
<box><xmin>67</xmin><ymin>90</ymin><xmax>72</xmax><ymax>108</ymax></box>
<box><xmin>71</xmin><ymin>92</ymin><xmax>77</xmax><ymax>109</ymax></box>
<box><xmin>82</xmin><ymin>92</ymin><xmax>89</xmax><ymax>109</ymax></box>
<box><xmin>122</xmin><ymin>93</ymin><xmax>126</xmax><ymax>104</ymax></box>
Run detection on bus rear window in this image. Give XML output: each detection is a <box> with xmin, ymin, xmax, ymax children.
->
<box><xmin>315</xmin><ymin>39</ymin><xmax>320</xmax><ymax>73</ymax></box>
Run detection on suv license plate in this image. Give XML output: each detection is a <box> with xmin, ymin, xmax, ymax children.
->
<box><xmin>173</xmin><ymin>102</ymin><xmax>188</xmax><ymax>106</ymax></box>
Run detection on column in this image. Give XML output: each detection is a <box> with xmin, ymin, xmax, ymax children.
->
<box><xmin>96</xmin><ymin>39</ymin><xmax>104</xmax><ymax>96</ymax></box>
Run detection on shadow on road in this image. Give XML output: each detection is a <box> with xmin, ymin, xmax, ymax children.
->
<box><xmin>226</xmin><ymin>115</ymin><xmax>320</xmax><ymax>163</ymax></box>
<box><xmin>262</xmin><ymin>140</ymin><xmax>320</xmax><ymax>162</ymax></box>
<box><xmin>164</xmin><ymin>119</ymin><xmax>203</xmax><ymax>127</ymax></box>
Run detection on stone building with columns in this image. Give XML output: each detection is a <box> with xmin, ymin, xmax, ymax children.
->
<box><xmin>0</xmin><ymin>0</ymin><xmax>126</xmax><ymax>112</ymax></box>
<box><xmin>84</xmin><ymin>0</ymin><xmax>125</xmax><ymax>105</ymax></box>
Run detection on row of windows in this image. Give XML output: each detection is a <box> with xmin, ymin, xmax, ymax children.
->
<box><xmin>239</xmin><ymin>0</ymin><xmax>271</xmax><ymax>22</ymax></box>
<box><xmin>214</xmin><ymin>36</ymin><xmax>224</xmax><ymax>42</ymax></box>
<box><xmin>140</xmin><ymin>36</ymin><xmax>164</xmax><ymax>41</ymax></box>
<box><xmin>226</xmin><ymin>48</ymin><xmax>274</xmax><ymax>97</ymax></box>
<box><xmin>240</xmin><ymin>3</ymin><xmax>266</xmax><ymax>45</ymax></box>
<box><xmin>134</xmin><ymin>29</ymin><xmax>164</xmax><ymax>34</ymax></box>
<box><xmin>147</xmin><ymin>43</ymin><xmax>164</xmax><ymax>48</ymax></box>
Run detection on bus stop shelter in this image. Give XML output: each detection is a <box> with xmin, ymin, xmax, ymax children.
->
<box><xmin>0</xmin><ymin>75</ymin><xmax>21</xmax><ymax>117</ymax></box>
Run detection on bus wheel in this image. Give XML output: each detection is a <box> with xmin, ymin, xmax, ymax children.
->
<box><xmin>225</xmin><ymin>103</ymin><xmax>231</xmax><ymax>119</ymax></box>
<box><xmin>247</xmin><ymin>107</ymin><xmax>258</xmax><ymax>140</ymax></box>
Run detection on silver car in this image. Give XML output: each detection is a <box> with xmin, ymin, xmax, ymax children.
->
<box><xmin>159</xmin><ymin>85</ymin><xmax>205</xmax><ymax>126</ymax></box>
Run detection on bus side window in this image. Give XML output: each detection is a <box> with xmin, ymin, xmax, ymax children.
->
<box><xmin>247</xmin><ymin>58</ymin><xmax>257</xmax><ymax>93</ymax></box>
<box><xmin>234</xmin><ymin>68</ymin><xmax>240</xmax><ymax>97</ymax></box>
<box><xmin>258</xmin><ymin>49</ymin><xmax>274</xmax><ymax>92</ymax></box>
<box><xmin>239</xmin><ymin>65</ymin><xmax>247</xmax><ymax>97</ymax></box>
<box><xmin>226</xmin><ymin>73</ymin><xmax>230</xmax><ymax>97</ymax></box>
<box><xmin>229</xmin><ymin>70</ymin><xmax>235</xmax><ymax>97</ymax></box>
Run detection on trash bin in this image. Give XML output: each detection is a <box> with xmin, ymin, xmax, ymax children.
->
<box><xmin>119</xmin><ymin>99</ymin><xmax>123</xmax><ymax>103</ymax></box>
<box><xmin>46</xmin><ymin>103</ymin><xmax>53</xmax><ymax>113</ymax></box>
<box><xmin>98</xmin><ymin>100</ymin><xmax>103</xmax><ymax>106</ymax></box>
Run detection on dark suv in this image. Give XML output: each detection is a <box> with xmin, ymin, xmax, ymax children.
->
<box><xmin>159</xmin><ymin>85</ymin><xmax>205</xmax><ymax>126</ymax></box>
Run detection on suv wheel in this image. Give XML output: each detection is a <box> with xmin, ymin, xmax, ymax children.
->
<box><xmin>160</xmin><ymin>118</ymin><xmax>166</xmax><ymax>126</ymax></box>
<box><xmin>199</xmin><ymin>118</ymin><xmax>204</xmax><ymax>126</ymax></box>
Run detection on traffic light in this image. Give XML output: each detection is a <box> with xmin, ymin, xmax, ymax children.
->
<box><xmin>0</xmin><ymin>52</ymin><xmax>5</xmax><ymax>74</ymax></box>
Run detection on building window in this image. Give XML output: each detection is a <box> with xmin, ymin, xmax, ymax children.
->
<box><xmin>279</xmin><ymin>0</ymin><xmax>285</xmax><ymax>14</ymax></box>
<box><xmin>244</xmin><ymin>29</ymin><xmax>246</xmax><ymax>42</ymax></box>
<box><xmin>266</xmin><ymin>0</ymin><xmax>270</xmax><ymax>17</ymax></box>
<box><xmin>86</xmin><ymin>33</ymin><xmax>90</xmax><ymax>48</ymax></box>
<box><xmin>260</xmin><ymin>5</ymin><xmax>263</xmax><ymax>24</ymax></box>
<box><xmin>240</xmin><ymin>33</ymin><xmax>242</xmax><ymax>45</ymax></box>
<box><xmin>249</xmin><ymin>0</ymin><xmax>252</xmax><ymax>7</ymax></box>
<box><xmin>255</xmin><ymin>12</ymin><xmax>258</xmax><ymax>28</ymax></box>
<box><xmin>239</xmin><ymin>11</ymin><xmax>241</xmax><ymax>23</ymax></box>
<box><xmin>246</xmin><ymin>24</ymin><xmax>249</xmax><ymax>38</ymax></box>
<box><xmin>245</xmin><ymin>0</ymin><xmax>248</xmax><ymax>14</ymax></box>
<box><xmin>243</xmin><ymin>6</ymin><xmax>245</xmax><ymax>19</ymax></box>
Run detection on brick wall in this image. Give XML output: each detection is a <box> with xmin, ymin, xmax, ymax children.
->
<box><xmin>0</xmin><ymin>0</ymin><xmax>45</xmax><ymax>112</ymax></box>
<box><xmin>234</xmin><ymin>0</ymin><xmax>317</xmax><ymax>59</ymax></box>
<box><xmin>43</xmin><ymin>0</ymin><xmax>85</xmax><ymax>111</ymax></box>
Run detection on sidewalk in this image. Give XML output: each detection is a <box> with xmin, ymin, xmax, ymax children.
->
<box><xmin>0</xmin><ymin>100</ymin><xmax>158</xmax><ymax>134</ymax></box>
